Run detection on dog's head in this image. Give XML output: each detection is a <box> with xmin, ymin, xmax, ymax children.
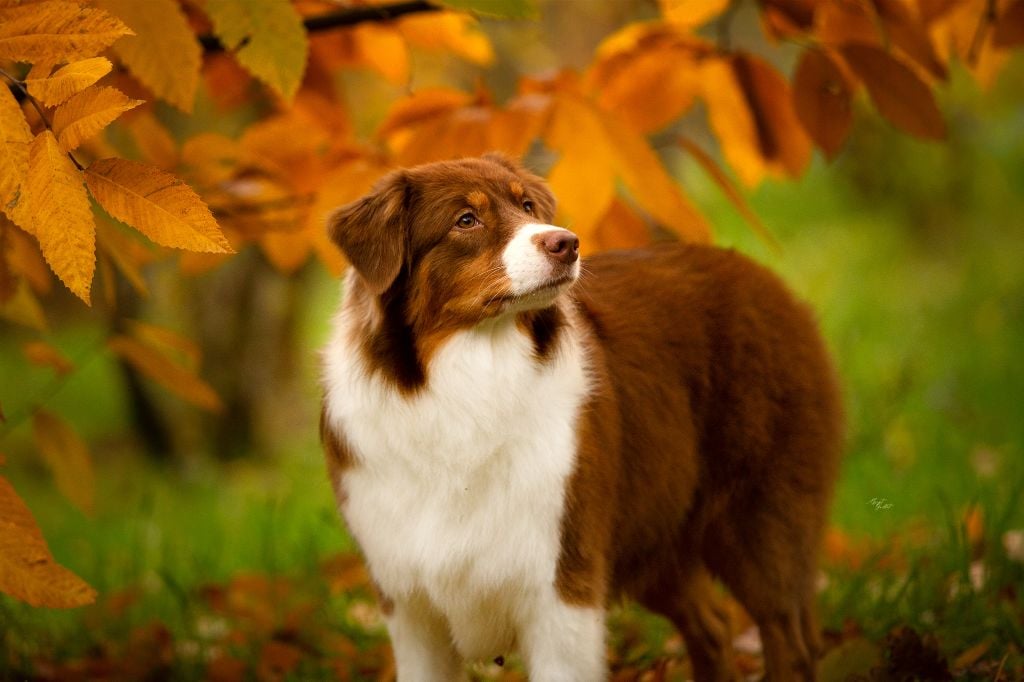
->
<box><xmin>327</xmin><ymin>154</ymin><xmax>579</xmax><ymax>328</ymax></box>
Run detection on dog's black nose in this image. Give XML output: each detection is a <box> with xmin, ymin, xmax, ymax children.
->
<box><xmin>541</xmin><ymin>229</ymin><xmax>580</xmax><ymax>265</ymax></box>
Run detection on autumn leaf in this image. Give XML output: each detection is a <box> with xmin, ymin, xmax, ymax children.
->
<box><xmin>202</xmin><ymin>0</ymin><xmax>309</xmax><ymax>101</ymax></box>
<box><xmin>4</xmin><ymin>220</ymin><xmax>53</xmax><ymax>295</ymax></box>
<box><xmin>377</xmin><ymin>87</ymin><xmax>474</xmax><ymax>140</ymax></box>
<box><xmin>0</xmin><ymin>83</ymin><xmax>33</xmax><ymax>233</ymax></box>
<box><xmin>839</xmin><ymin>43</ymin><xmax>946</xmax><ymax>140</ymax></box>
<box><xmin>108</xmin><ymin>335</ymin><xmax>223</xmax><ymax>412</ymax></box>
<box><xmin>993</xmin><ymin>0</ymin><xmax>1024</xmax><ymax>48</ymax></box>
<box><xmin>27</xmin><ymin>130</ymin><xmax>95</xmax><ymax>303</ymax></box>
<box><xmin>396</xmin><ymin>12</ymin><xmax>495</xmax><ymax>66</ymax></box>
<box><xmin>52</xmin><ymin>86</ymin><xmax>142</xmax><ymax>153</ymax></box>
<box><xmin>437</xmin><ymin>0</ymin><xmax>538</xmax><ymax>19</ymax></box>
<box><xmin>84</xmin><ymin>158</ymin><xmax>232</xmax><ymax>253</ymax></box>
<box><xmin>24</xmin><ymin>57</ymin><xmax>113</xmax><ymax>107</ymax></box>
<box><xmin>349</xmin><ymin>23</ymin><xmax>410</xmax><ymax>85</ymax></box>
<box><xmin>0</xmin><ymin>475</ymin><xmax>96</xmax><ymax>608</ymax></box>
<box><xmin>0</xmin><ymin>0</ymin><xmax>132</xmax><ymax>62</ymax></box>
<box><xmin>659</xmin><ymin>0</ymin><xmax>729</xmax><ymax>27</ymax></box>
<box><xmin>792</xmin><ymin>48</ymin><xmax>854</xmax><ymax>160</ymax></box>
<box><xmin>591</xmin><ymin>198</ymin><xmax>651</xmax><ymax>253</ymax></box>
<box><xmin>96</xmin><ymin>0</ymin><xmax>202</xmax><ymax>112</ymax></box>
<box><xmin>678</xmin><ymin>136</ymin><xmax>778</xmax><ymax>251</ymax></box>
<box><xmin>94</xmin><ymin>217</ymin><xmax>153</xmax><ymax>296</ymax></box>
<box><xmin>0</xmin><ymin>278</ymin><xmax>47</xmax><ymax>331</ymax></box>
<box><xmin>126</xmin><ymin>320</ymin><xmax>201</xmax><ymax>372</ymax></box>
<box><xmin>32</xmin><ymin>410</ymin><xmax>95</xmax><ymax>516</ymax></box>
<box><xmin>23</xmin><ymin>340</ymin><xmax>73</xmax><ymax>375</ymax></box>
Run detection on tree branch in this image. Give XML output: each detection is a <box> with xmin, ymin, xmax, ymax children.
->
<box><xmin>198</xmin><ymin>1</ymin><xmax>441</xmax><ymax>53</ymax></box>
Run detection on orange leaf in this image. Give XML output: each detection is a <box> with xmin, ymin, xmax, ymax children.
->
<box><xmin>587</xmin><ymin>24</ymin><xmax>705</xmax><ymax>133</ymax></box>
<box><xmin>26</xmin><ymin>130</ymin><xmax>96</xmax><ymax>303</ymax></box>
<box><xmin>351</xmin><ymin>22</ymin><xmax>409</xmax><ymax>85</ymax></box>
<box><xmin>488</xmin><ymin>93</ymin><xmax>552</xmax><ymax>157</ymax></box>
<box><xmin>52</xmin><ymin>86</ymin><xmax>142</xmax><ymax>152</ymax></box>
<box><xmin>95</xmin><ymin>0</ymin><xmax>201</xmax><ymax>111</ymax></box>
<box><xmin>839</xmin><ymin>43</ymin><xmax>946</xmax><ymax>140</ymax></box>
<box><xmin>108</xmin><ymin>335</ymin><xmax>223</xmax><ymax>412</ymax></box>
<box><xmin>95</xmin><ymin>217</ymin><xmax>153</xmax><ymax>296</ymax></box>
<box><xmin>0</xmin><ymin>278</ymin><xmax>47</xmax><ymax>331</ymax></box>
<box><xmin>658</xmin><ymin>0</ymin><xmax>729</xmax><ymax>26</ymax></box>
<box><xmin>994</xmin><ymin>0</ymin><xmax>1024</xmax><ymax>47</ymax></box>
<box><xmin>871</xmin><ymin>0</ymin><xmax>948</xmax><ymax>80</ymax></box>
<box><xmin>377</xmin><ymin>87</ymin><xmax>474</xmax><ymax>140</ymax></box>
<box><xmin>260</xmin><ymin>227</ymin><xmax>312</xmax><ymax>275</ymax></box>
<box><xmin>603</xmin><ymin>113</ymin><xmax>710</xmax><ymax>243</ymax></box>
<box><xmin>591</xmin><ymin>198</ymin><xmax>651</xmax><ymax>253</ymax></box>
<box><xmin>4</xmin><ymin>221</ymin><xmax>53</xmax><ymax>295</ymax></box>
<box><xmin>22</xmin><ymin>340</ymin><xmax>73</xmax><ymax>375</ymax></box>
<box><xmin>0</xmin><ymin>1</ymin><xmax>132</xmax><ymax>62</ymax></box>
<box><xmin>678</xmin><ymin>136</ymin><xmax>778</xmax><ymax>251</ymax></box>
<box><xmin>84</xmin><ymin>158</ymin><xmax>232</xmax><ymax>253</ymax></box>
<box><xmin>396</xmin><ymin>11</ymin><xmax>494</xmax><ymax>65</ymax></box>
<box><xmin>32</xmin><ymin>409</ymin><xmax>94</xmax><ymax>515</ymax></box>
<box><xmin>732</xmin><ymin>53</ymin><xmax>813</xmax><ymax>178</ymax></box>
<box><xmin>0</xmin><ymin>475</ymin><xmax>96</xmax><ymax>607</ymax></box>
<box><xmin>126</xmin><ymin>320</ymin><xmax>201</xmax><ymax>372</ymax></box>
<box><xmin>24</xmin><ymin>57</ymin><xmax>113</xmax><ymax>107</ymax></box>
<box><xmin>792</xmin><ymin>48</ymin><xmax>854</xmax><ymax>160</ymax></box>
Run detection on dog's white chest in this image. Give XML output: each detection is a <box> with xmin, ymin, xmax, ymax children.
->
<box><xmin>322</xmin><ymin>315</ymin><xmax>589</xmax><ymax>658</ymax></box>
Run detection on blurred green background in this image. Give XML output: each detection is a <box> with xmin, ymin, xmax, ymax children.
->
<box><xmin>2</xmin><ymin>1</ymin><xmax>1023</xmax><ymax>678</ymax></box>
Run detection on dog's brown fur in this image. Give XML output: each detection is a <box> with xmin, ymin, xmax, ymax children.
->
<box><xmin>322</xmin><ymin>154</ymin><xmax>843</xmax><ymax>680</ymax></box>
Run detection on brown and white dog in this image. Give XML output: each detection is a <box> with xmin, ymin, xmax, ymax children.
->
<box><xmin>320</xmin><ymin>154</ymin><xmax>843</xmax><ymax>681</ymax></box>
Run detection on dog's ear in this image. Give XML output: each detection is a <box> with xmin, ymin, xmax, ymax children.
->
<box><xmin>328</xmin><ymin>171</ymin><xmax>408</xmax><ymax>295</ymax></box>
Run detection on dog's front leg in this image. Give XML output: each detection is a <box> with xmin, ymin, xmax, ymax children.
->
<box><xmin>520</xmin><ymin>600</ymin><xmax>607</xmax><ymax>682</ymax></box>
<box><xmin>387</xmin><ymin>597</ymin><xmax>466</xmax><ymax>682</ymax></box>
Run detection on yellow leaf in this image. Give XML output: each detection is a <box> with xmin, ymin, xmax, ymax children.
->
<box><xmin>351</xmin><ymin>23</ymin><xmax>409</xmax><ymax>85</ymax></box>
<box><xmin>24</xmin><ymin>57</ymin><xmax>113</xmax><ymax>107</ymax></box>
<box><xmin>0</xmin><ymin>475</ymin><xmax>96</xmax><ymax>608</ymax></box>
<box><xmin>23</xmin><ymin>340</ymin><xmax>73</xmax><ymax>375</ymax></box>
<box><xmin>52</xmin><ymin>86</ymin><xmax>142</xmax><ymax>153</ymax></box>
<box><xmin>32</xmin><ymin>409</ymin><xmax>94</xmax><ymax>515</ymax></box>
<box><xmin>95</xmin><ymin>217</ymin><xmax>152</xmax><ymax>296</ymax></box>
<box><xmin>125</xmin><ymin>111</ymin><xmax>177</xmax><ymax>170</ymax></box>
<box><xmin>108</xmin><ymin>334</ymin><xmax>223</xmax><ymax>412</ymax></box>
<box><xmin>0</xmin><ymin>83</ymin><xmax>33</xmax><ymax>233</ymax></box>
<box><xmin>95</xmin><ymin>0</ymin><xmax>201</xmax><ymax>112</ymax></box>
<box><xmin>84</xmin><ymin>158</ymin><xmax>232</xmax><ymax>253</ymax></box>
<box><xmin>202</xmin><ymin>0</ymin><xmax>309</xmax><ymax>101</ymax></box>
<box><xmin>180</xmin><ymin>133</ymin><xmax>241</xmax><ymax>187</ymax></box>
<box><xmin>396</xmin><ymin>12</ymin><xmax>494</xmax><ymax>65</ymax></box>
<box><xmin>27</xmin><ymin>130</ymin><xmax>95</xmax><ymax>303</ymax></box>
<box><xmin>0</xmin><ymin>278</ymin><xmax>47</xmax><ymax>331</ymax></box>
<box><xmin>0</xmin><ymin>0</ymin><xmax>132</xmax><ymax>62</ymax></box>
<box><xmin>659</xmin><ymin>0</ymin><xmax>729</xmax><ymax>27</ymax></box>
<box><xmin>700</xmin><ymin>56</ymin><xmax>765</xmax><ymax>187</ymax></box>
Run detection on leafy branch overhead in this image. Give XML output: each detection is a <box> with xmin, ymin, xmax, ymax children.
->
<box><xmin>0</xmin><ymin>0</ymin><xmax>1023</xmax><ymax>612</ymax></box>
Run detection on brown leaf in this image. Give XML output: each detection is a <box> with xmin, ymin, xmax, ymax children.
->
<box><xmin>839</xmin><ymin>43</ymin><xmax>946</xmax><ymax>140</ymax></box>
<box><xmin>951</xmin><ymin>640</ymin><xmax>991</xmax><ymax>669</ymax></box>
<box><xmin>871</xmin><ymin>0</ymin><xmax>949</xmax><ymax>80</ymax></box>
<box><xmin>792</xmin><ymin>48</ymin><xmax>854</xmax><ymax>160</ymax></box>
<box><xmin>994</xmin><ymin>0</ymin><xmax>1024</xmax><ymax>47</ymax></box>
<box><xmin>731</xmin><ymin>53</ymin><xmax>813</xmax><ymax>178</ymax></box>
<box><xmin>32</xmin><ymin>409</ymin><xmax>94</xmax><ymax>515</ymax></box>
<box><xmin>23</xmin><ymin>340</ymin><xmax>73</xmax><ymax>375</ymax></box>
<box><xmin>0</xmin><ymin>474</ymin><xmax>96</xmax><ymax>607</ymax></box>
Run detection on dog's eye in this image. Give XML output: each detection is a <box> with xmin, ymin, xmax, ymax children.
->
<box><xmin>522</xmin><ymin>200</ymin><xmax>534</xmax><ymax>214</ymax></box>
<box><xmin>456</xmin><ymin>213</ymin><xmax>477</xmax><ymax>228</ymax></box>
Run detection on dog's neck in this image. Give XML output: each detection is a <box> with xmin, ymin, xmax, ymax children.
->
<box><xmin>339</xmin><ymin>272</ymin><xmax>570</xmax><ymax>395</ymax></box>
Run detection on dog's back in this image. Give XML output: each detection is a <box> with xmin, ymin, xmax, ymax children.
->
<box><xmin>573</xmin><ymin>243</ymin><xmax>843</xmax><ymax>679</ymax></box>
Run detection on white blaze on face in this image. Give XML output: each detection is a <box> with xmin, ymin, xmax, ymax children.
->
<box><xmin>502</xmin><ymin>222</ymin><xmax>580</xmax><ymax>296</ymax></box>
